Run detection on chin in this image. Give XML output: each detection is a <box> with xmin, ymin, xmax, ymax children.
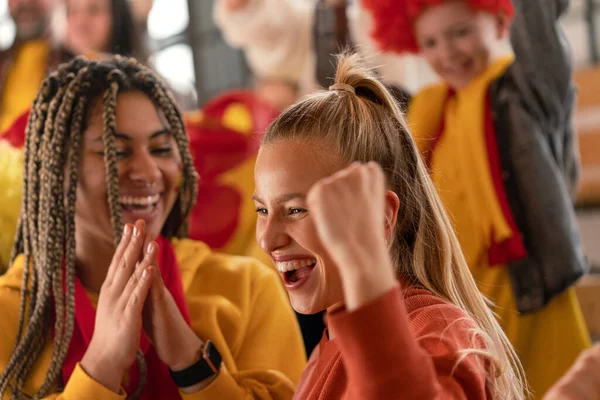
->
<box><xmin>290</xmin><ymin>297</ymin><xmax>324</xmax><ymax>315</ymax></box>
<box><xmin>120</xmin><ymin>200</ymin><xmax>171</xmax><ymax>239</ymax></box>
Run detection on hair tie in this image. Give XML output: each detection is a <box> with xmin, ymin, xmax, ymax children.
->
<box><xmin>329</xmin><ymin>83</ymin><xmax>355</xmax><ymax>95</ymax></box>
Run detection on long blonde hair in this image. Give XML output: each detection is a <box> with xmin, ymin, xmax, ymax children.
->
<box><xmin>263</xmin><ymin>52</ymin><xmax>526</xmax><ymax>399</ymax></box>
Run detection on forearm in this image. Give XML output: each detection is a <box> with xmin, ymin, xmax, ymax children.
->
<box><xmin>334</xmin><ymin>240</ymin><xmax>396</xmax><ymax>312</ymax></box>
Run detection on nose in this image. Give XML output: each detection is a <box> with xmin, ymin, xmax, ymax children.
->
<box><xmin>126</xmin><ymin>150</ymin><xmax>162</xmax><ymax>185</ymax></box>
<box><xmin>439</xmin><ymin>39</ymin><xmax>458</xmax><ymax>63</ymax></box>
<box><xmin>257</xmin><ymin>216</ymin><xmax>290</xmax><ymax>255</ymax></box>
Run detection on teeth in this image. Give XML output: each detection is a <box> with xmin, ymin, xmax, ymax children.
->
<box><xmin>275</xmin><ymin>259</ymin><xmax>316</xmax><ymax>273</ymax></box>
<box><xmin>119</xmin><ymin>194</ymin><xmax>160</xmax><ymax>206</ymax></box>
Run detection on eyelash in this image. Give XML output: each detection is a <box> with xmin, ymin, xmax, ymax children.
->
<box><xmin>254</xmin><ymin>207</ymin><xmax>307</xmax><ymax>216</ymax></box>
<box><xmin>454</xmin><ymin>27</ymin><xmax>470</xmax><ymax>37</ymax></box>
<box><xmin>97</xmin><ymin>147</ymin><xmax>173</xmax><ymax>158</ymax></box>
<box><xmin>256</xmin><ymin>207</ymin><xmax>267</xmax><ymax>215</ymax></box>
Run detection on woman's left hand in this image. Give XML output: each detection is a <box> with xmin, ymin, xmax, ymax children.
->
<box><xmin>307</xmin><ymin>162</ymin><xmax>396</xmax><ymax>310</ymax></box>
<box><xmin>142</xmin><ymin>241</ymin><xmax>203</xmax><ymax>371</ymax></box>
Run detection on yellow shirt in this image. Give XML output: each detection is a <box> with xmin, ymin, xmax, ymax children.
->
<box><xmin>0</xmin><ymin>239</ymin><xmax>306</xmax><ymax>399</ymax></box>
<box><xmin>0</xmin><ymin>41</ymin><xmax>49</xmax><ymax>133</ymax></box>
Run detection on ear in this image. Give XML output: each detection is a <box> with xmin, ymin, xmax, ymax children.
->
<box><xmin>495</xmin><ymin>13</ymin><xmax>510</xmax><ymax>39</ymax></box>
<box><xmin>384</xmin><ymin>190</ymin><xmax>400</xmax><ymax>241</ymax></box>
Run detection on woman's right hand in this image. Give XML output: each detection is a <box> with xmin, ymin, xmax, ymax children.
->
<box><xmin>80</xmin><ymin>220</ymin><xmax>156</xmax><ymax>393</ymax></box>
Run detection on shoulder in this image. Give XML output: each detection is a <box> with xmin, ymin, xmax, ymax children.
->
<box><xmin>402</xmin><ymin>286</ymin><xmax>483</xmax><ymax>349</ymax></box>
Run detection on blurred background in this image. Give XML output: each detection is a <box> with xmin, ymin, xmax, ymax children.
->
<box><xmin>0</xmin><ymin>0</ymin><xmax>598</xmax><ymax>344</ymax></box>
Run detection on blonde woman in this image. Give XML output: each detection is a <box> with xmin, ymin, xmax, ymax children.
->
<box><xmin>252</xmin><ymin>52</ymin><xmax>525</xmax><ymax>399</ymax></box>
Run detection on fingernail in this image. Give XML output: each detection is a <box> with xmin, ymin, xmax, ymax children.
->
<box><xmin>133</xmin><ymin>225</ymin><xmax>139</xmax><ymax>237</ymax></box>
<box><xmin>123</xmin><ymin>224</ymin><xmax>131</xmax><ymax>235</ymax></box>
<box><xmin>142</xmin><ymin>268</ymin><xmax>149</xmax><ymax>279</ymax></box>
<box><xmin>146</xmin><ymin>242</ymin><xmax>154</xmax><ymax>254</ymax></box>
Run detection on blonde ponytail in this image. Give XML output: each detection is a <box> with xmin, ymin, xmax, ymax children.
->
<box><xmin>264</xmin><ymin>51</ymin><xmax>527</xmax><ymax>399</ymax></box>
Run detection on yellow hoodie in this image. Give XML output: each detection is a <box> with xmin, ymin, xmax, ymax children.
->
<box><xmin>0</xmin><ymin>141</ymin><xmax>22</xmax><ymax>273</ymax></box>
<box><xmin>0</xmin><ymin>239</ymin><xmax>306</xmax><ymax>399</ymax></box>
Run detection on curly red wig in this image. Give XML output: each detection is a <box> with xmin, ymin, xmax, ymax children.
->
<box><xmin>361</xmin><ymin>0</ymin><xmax>514</xmax><ymax>54</ymax></box>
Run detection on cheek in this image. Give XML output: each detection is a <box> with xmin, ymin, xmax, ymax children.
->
<box><xmin>459</xmin><ymin>35</ymin><xmax>489</xmax><ymax>62</ymax></box>
<box><xmin>78</xmin><ymin>156</ymin><xmax>106</xmax><ymax>192</ymax></box>
<box><xmin>160</xmin><ymin>160</ymin><xmax>182</xmax><ymax>195</ymax></box>
<box><xmin>99</xmin><ymin>16</ymin><xmax>112</xmax><ymax>38</ymax></box>
<box><xmin>289</xmin><ymin>218</ymin><xmax>326</xmax><ymax>256</ymax></box>
<box><xmin>422</xmin><ymin>50</ymin><xmax>443</xmax><ymax>73</ymax></box>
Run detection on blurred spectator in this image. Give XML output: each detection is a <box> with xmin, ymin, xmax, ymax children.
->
<box><xmin>60</xmin><ymin>0</ymin><xmax>146</xmax><ymax>60</ymax></box>
<box><xmin>214</xmin><ymin>0</ymin><xmax>437</xmax><ymax>96</ymax></box>
<box><xmin>254</xmin><ymin>77</ymin><xmax>300</xmax><ymax>112</ymax></box>
<box><xmin>0</xmin><ymin>0</ymin><xmax>59</xmax><ymax>132</ymax></box>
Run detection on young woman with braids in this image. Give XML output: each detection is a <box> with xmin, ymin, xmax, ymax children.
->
<box><xmin>0</xmin><ymin>55</ymin><xmax>306</xmax><ymax>399</ymax></box>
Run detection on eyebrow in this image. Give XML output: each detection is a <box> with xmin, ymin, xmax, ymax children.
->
<box><xmin>93</xmin><ymin>129</ymin><xmax>170</xmax><ymax>143</ymax></box>
<box><xmin>252</xmin><ymin>193</ymin><xmax>306</xmax><ymax>204</ymax></box>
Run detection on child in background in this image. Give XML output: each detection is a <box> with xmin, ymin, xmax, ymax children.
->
<box><xmin>362</xmin><ymin>0</ymin><xmax>590</xmax><ymax>397</ymax></box>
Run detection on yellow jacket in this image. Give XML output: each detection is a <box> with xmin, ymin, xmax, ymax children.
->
<box><xmin>0</xmin><ymin>239</ymin><xmax>306</xmax><ymax>399</ymax></box>
<box><xmin>0</xmin><ymin>141</ymin><xmax>22</xmax><ymax>273</ymax></box>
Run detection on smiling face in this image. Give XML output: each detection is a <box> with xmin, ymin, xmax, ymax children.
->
<box><xmin>414</xmin><ymin>1</ymin><xmax>508</xmax><ymax>90</ymax></box>
<box><xmin>254</xmin><ymin>139</ymin><xmax>347</xmax><ymax>314</ymax></box>
<box><xmin>76</xmin><ymin>90</ymin><xmax>181</xmax><ymax>246</ymax></box>
<box><xmin>65</xmin><ymin>0</ymin><xmax>112</xmax><ymax>55</ymax></box>
<box><xmin>9</xmin><ymin>0</ymin><xmax>54</xmax><ymax>40</ymax></box>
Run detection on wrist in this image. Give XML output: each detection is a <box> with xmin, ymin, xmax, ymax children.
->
<box><xmin>80</xmin><ymin>351</ymin><xmax>125</xmax><ymax>394</ymax></box>
<box><xmin>168</xmin><ymin>333</ymin><xmax>204</xmax><ymax>372</ymax></box>
<box><xmin>337</xmin><ymin>246</ymin><xmax>396</xmax><ymax>312</ymax></box>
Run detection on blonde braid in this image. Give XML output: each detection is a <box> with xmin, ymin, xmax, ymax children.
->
<box><xmin>146</xmin><ymin>81</ymin><xmax>198</xmax><ymax>236</ymax></box>
<box><xmin>0</xmin><ymin>79</ymin><xmax>65</xmax><ymax>396</ymax></box>
<box><xmin>102</xmin><ymin>78</ymin><xmax>124</xmax><ymax>246</ymax></box>
<box><xmin>102</xmin><ymin>70</ymin><xmax>149</xmax><ymax>399</ymax></box>
<box><xmin>38</xmin><ymin>69</ymin><xmax>90</xmax><ymax>398</ymax></box>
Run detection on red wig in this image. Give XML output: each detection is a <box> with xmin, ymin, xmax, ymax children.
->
<box><xmin>361</xmin><ymin>0</ymin><xmax>514</xmax><ymax>54</ymax></box>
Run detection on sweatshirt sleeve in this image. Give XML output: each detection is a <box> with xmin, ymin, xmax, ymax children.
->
<box><xmin>46</xmin><ymin>364</ymin><xmax>126</xmax><ymax>400</ymax></box>
<box><xmin>213</xmin><ymin>0</ymin><xmax>315</xmax><ymax>88</ymax></box>
<box><xmin>328</xmin><ymin>285</ymin><xmax>488</xmax><ymax>400</ymax></box>
<box><xmin>179</xmin><ymin>266</ymin><xmax>306</xmax><ymax>400</ymax></box>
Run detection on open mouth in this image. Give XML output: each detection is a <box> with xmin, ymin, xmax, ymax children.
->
<box><xmin>276</xmin><ymin>258</ymin><xmax>317</xmax><ymax>288</ymax></box>
<box><xmin>119</xmin><ymin>194</ymin><xmax>161</xmax><ymax>217</ymax></box>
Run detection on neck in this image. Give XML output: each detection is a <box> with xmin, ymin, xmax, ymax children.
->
<box><xmin>75</xmin><ymin>231</ymin><xmax>115</xmax><ymax>294</ymax></box>
<box><xmin>325</xmin><ymin>302</ymin><xmax>345</xmax><ymax>340</ymax></box>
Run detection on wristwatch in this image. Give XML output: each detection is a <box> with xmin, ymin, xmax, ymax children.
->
<box><xmin>169</xmin><ymin>340</ymin><xmax>222</xmax><ymax>387</ymax></box>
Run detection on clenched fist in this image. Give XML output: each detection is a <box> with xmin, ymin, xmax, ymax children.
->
<box><xmin>307</xmin><ymin>162</ymin><xmax>396</xmax><ymax>311</ymax></box>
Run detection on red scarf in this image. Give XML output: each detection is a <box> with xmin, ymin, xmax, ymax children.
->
<box><xmin>60</xmin><ymin>236</ymin><xmax>191</xmax><ymax>398</ymax></box>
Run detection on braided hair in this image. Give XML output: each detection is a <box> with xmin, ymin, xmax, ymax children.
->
<box><xmin>0</xmin><ymin>55</ymin><xmax>198</xmax><ymax>399</ymax></box>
